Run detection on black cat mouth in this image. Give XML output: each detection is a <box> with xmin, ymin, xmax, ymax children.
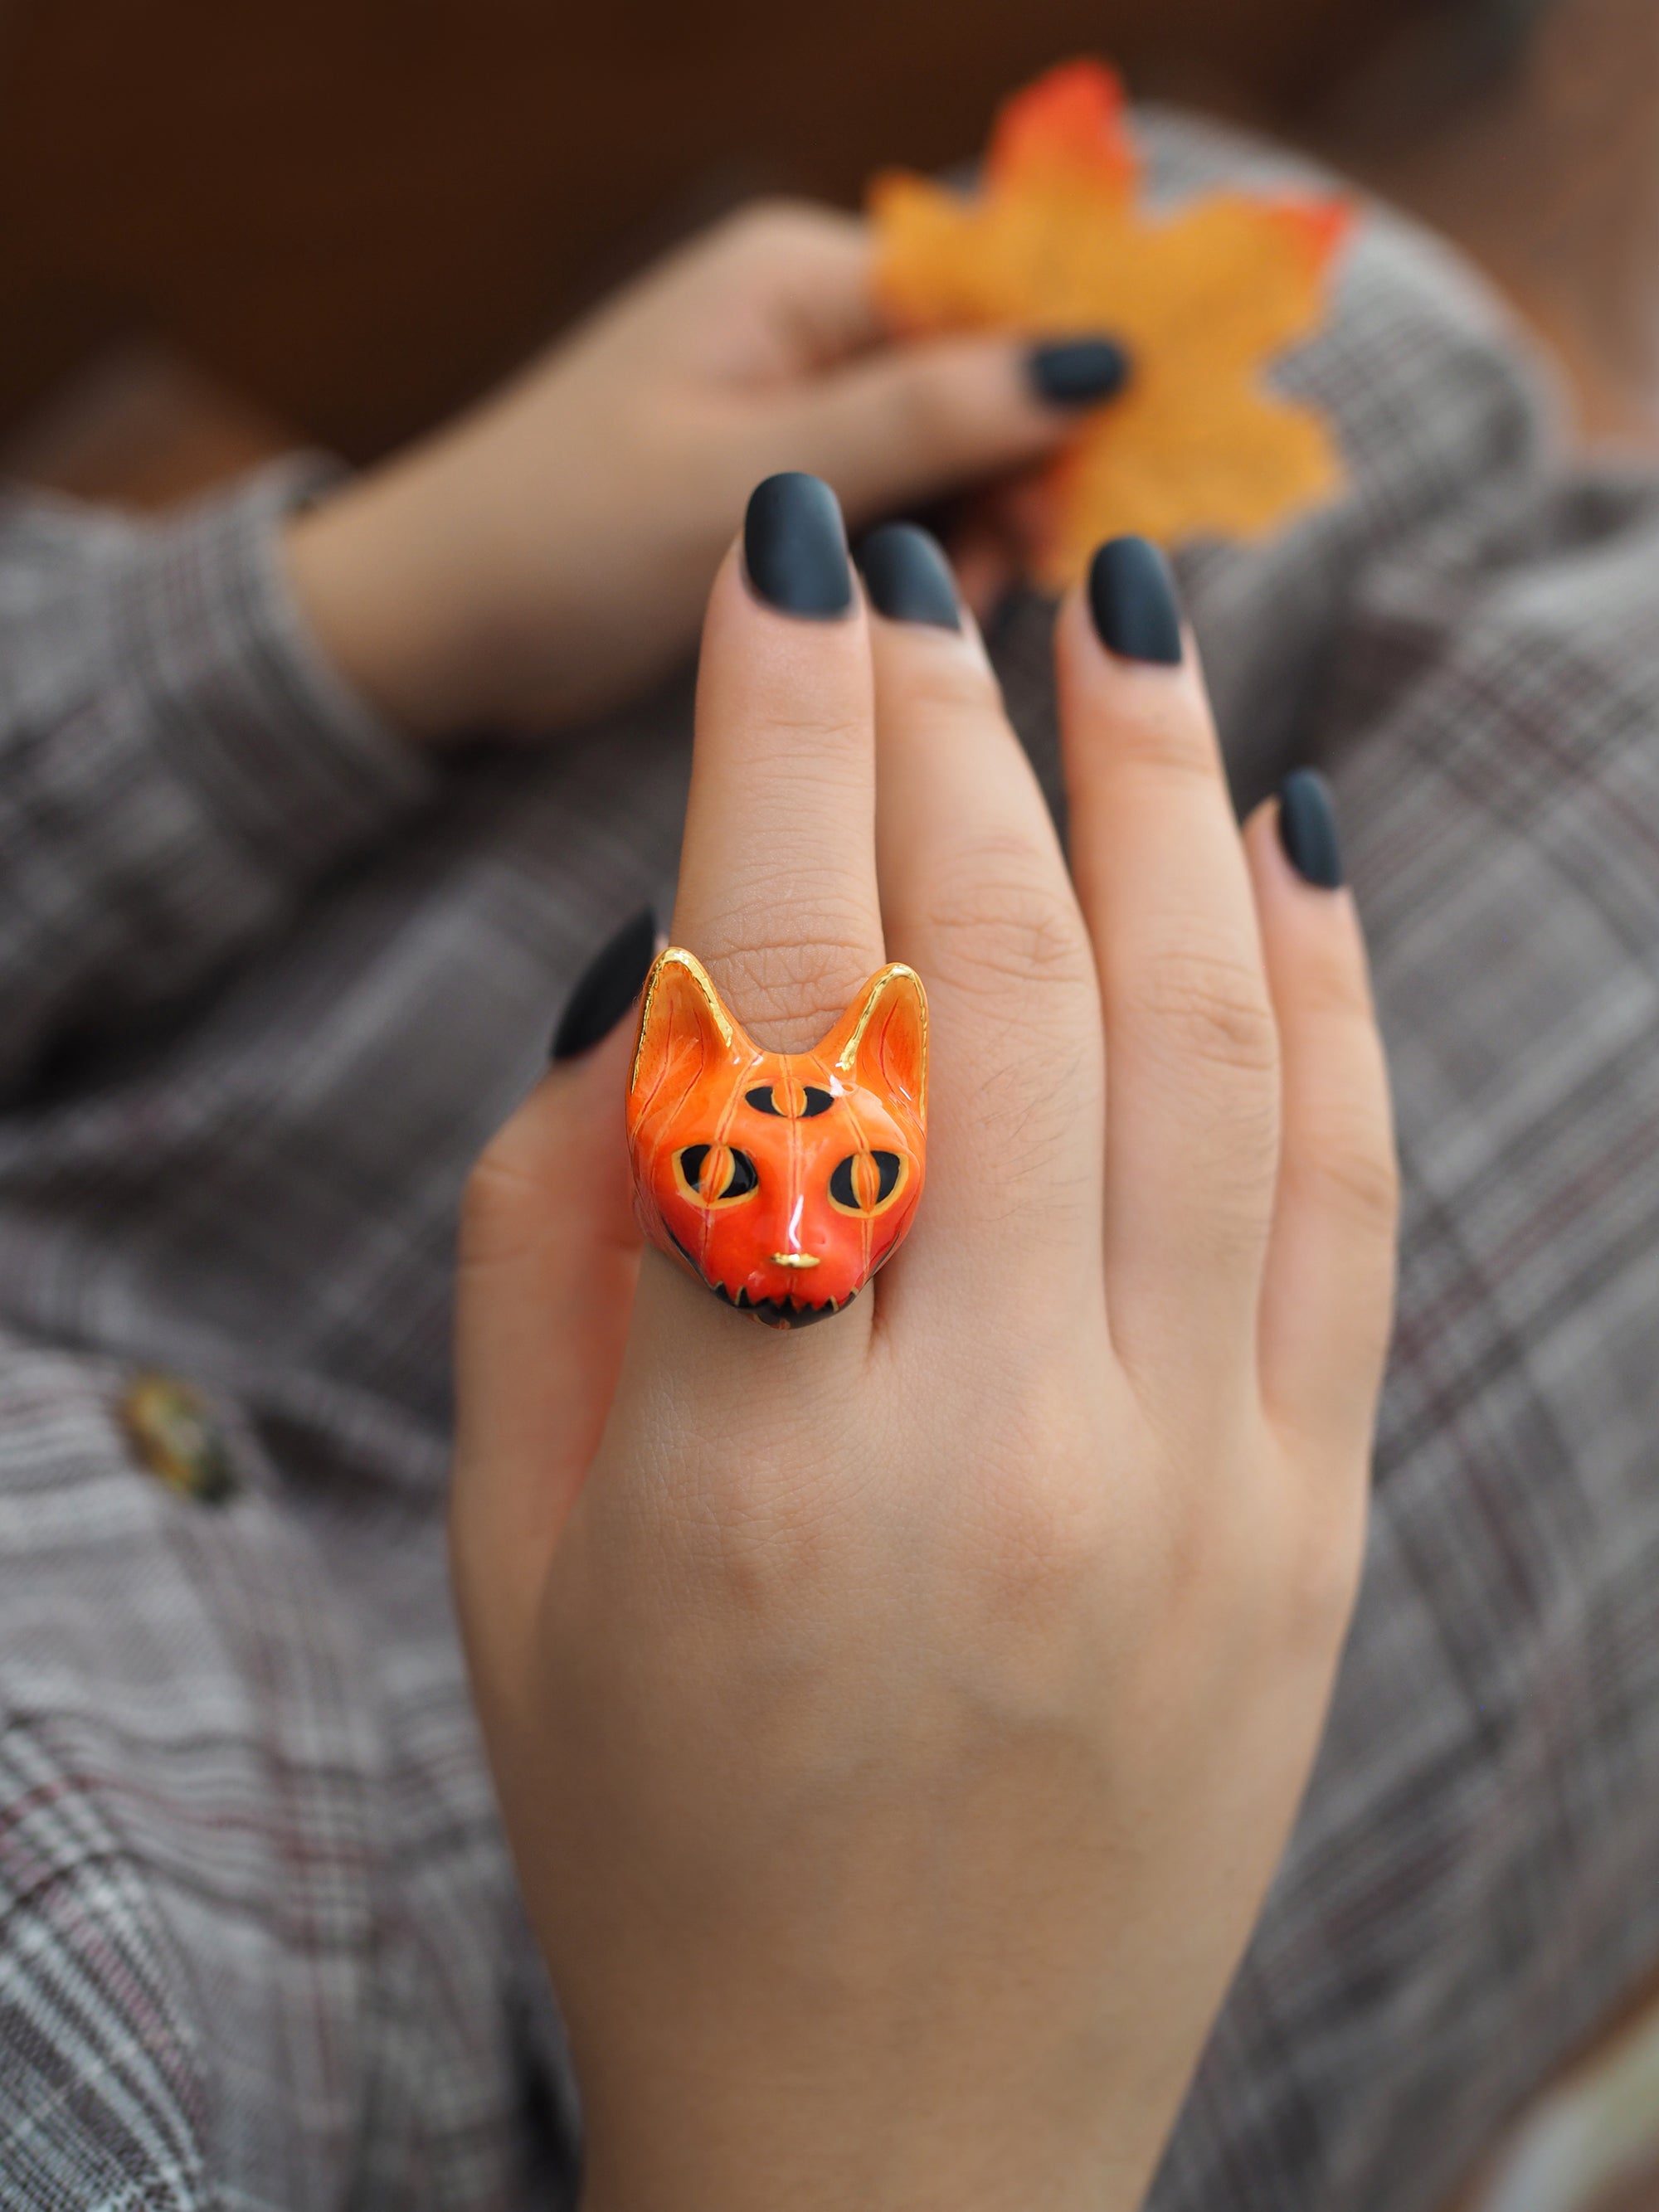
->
<box><xmin>664</xmin><ymin>1225</ymin><xmax>858</xmax><ymax>1329</ymax></box>
<box><xmin>712</xmin><ymin>1281</ymin><xmax>858</xmax><ymax>1330</ymax></box>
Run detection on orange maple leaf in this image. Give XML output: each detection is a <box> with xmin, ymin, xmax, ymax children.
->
<box><xmin>869</xmin><ymin>59</ymin><xmax>1352</xmax><ymax>590</ymax></box>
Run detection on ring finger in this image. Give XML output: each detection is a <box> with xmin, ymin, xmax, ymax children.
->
<box><xmin>1057</xmin><ymin>539</ymin><xmax>1281</xmax><ymax>1386</ymax></box>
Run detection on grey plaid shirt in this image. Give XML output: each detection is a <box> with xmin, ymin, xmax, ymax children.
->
<box><xmin>2</xmin><ymin>109</ymin><xmax>1657</xmax><ymax>2210</ymax></box>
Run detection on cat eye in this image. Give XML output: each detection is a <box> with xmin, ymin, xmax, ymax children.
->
<box><xmin>745</xmin><ymin>1083</ymin><xmax>834</xmax><ymax>1119</ymax></box>
<box><xmin>828</xmin><ymin>1150</ymin><xmax>907</xmax><ymax>1217</ymax></box>
<box><xmin>675</xmin><ymin>1144</ymin><xmax>760</xmax><ymax>1206</ymax></box>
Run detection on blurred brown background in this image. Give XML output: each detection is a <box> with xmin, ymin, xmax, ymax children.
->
<box><xmin>0</xmin><ymin>0</ymin><xmax>1401</xmax><ymax>505</ymax></box>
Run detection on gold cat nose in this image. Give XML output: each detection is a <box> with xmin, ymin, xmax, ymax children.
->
<box><xmin>771</xmin><ymin>1252</ymin><xmax>821</xmax><ymax>1270</ymax></box>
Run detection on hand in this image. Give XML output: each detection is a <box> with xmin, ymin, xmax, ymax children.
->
<box><xmin>450</xmin><ymin>487</ymin><xmax>1398</xmax><ymax>2210</ymax></box>
<box><xmin>284</xmin><ymin>202</ymin><xmax>1124</xmax><ymax>742</ymax></box>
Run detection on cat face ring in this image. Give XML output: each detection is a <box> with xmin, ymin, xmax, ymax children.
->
<box><xmin>627</xmin><ymin>948</ymin><xmax>927</xmax><ymax>1329</ymax></box>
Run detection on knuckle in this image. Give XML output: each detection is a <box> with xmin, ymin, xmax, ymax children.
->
<box><xmin>718</xmin><ymin>196</ymin><xmax>828</xmax><ymax>258</ymax></box>
<box><xmin>1292</xmin><ymin>945</ymin><xmax>1376</xmax><ymax>1027</ymax></box>
<box><xmin>1291</xmin><ymin>1101</ymin><xmax>1401</xmax><ymax>1237</ymax></box>
<box><xmin>668</xmin><ymin>1420</ymin><xmax>877</xmax><ymax>1631</ymax></box>
<box><xmin>674</xmin><ymin>1465</ymin><xmax>829</xmax><ymax>1621</ymax></box>
<box><xmin>458</xmin><ymin>1145</ymin><xmax>538</xmax><ymax>1271</ymax></box>
<box><xmin>890</xmin><ymin>353</ymin><xmax>985</xmax><ymax>455</ymax></box>
<box><xmin>923</xmin><ymin>844</ymin><xmax>1092</xmax><ymax>996</ymax></box>
<box><xmin>961</xmin><ymin>1450</ymin><xmax>1114</xmax><ymax>1626</ymax></box>
<box><xmin>1128</xmin><ymin>945</ymin><xmax>1280</xmax><ymax>1081</ymax></box>
<box><xmin>876</xmin><ymin>367</ymin><xmax>937</xmax><ymax>452</ymax></box>
<box><xmin>746</xmin><ymin>699</ymin><xmax>868</xmax><ymax>756</ymax></box>
<box><xmin>711</xmin><ymin>922</ymin><xmax>881</xmax><ymax>1048</ymax></box>
<box><xmin>884</xmin><ymin>648</ymin><xmax>1000</xmax><ymax>725</ymax></box>
<box><xmin>1106</xmin><ymin>690</ymin><xmax>1219</xmax><ymax>784</ymax></box>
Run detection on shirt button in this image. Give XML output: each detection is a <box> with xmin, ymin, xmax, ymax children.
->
<box><xmin>120</xmin><ymin>1372</ymin><xmax>237</xmax><ymax>1506</ymax></box>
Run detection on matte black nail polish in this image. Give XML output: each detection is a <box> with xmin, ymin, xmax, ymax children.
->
<box><xmin>858</xmin><ymin>522</ymin><xmax>961</xmax><ymax>630</ymax></box>
<box><xmin>743</xmin><ymin>473</ymin><xmax>854</xmax><ymax>618</ymax></box>
<box><xmin>1277</xmin><ymin>770</ymin><xmax>1345</xmax><ymax>890</ymax></box>
<box><xmin>1027</xmin><ymin>337</ymin><xmax>1133</xmax><ymax>409</ymax></box>
<box><xmin>551</xmin><ymin>908</ymin><xmax>657</xmax><ymax>1062</ymax></box>
<box><xmin>1087</xmin><ymin>536</ymin><xmax>1185</xmax><ymax>666</ymax></box>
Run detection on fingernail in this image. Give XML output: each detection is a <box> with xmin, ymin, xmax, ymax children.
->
<box><xmin>857</xmin><ymin>522</ymin><xmax>961</xmax><ymax>631</ymax></box>
<box><xmin>550</xmin><ymin>907</ymin><xmax>657</xmax><ymax>1062</ymax></box>
<box><xmin>1027</xmin><ymin>337</ymin><xmax>1132</xmax><ymax>409</ymax></box>
<box><xmin>1277</xmin><ymin>771</ymin><xmax>1345</xmax><ymax>890</ymax></box>
<box><xmin>1087</xmin><ymin>535</ymin><xmax>1185</xmax><ymax>666</ymax></box>
<box><xmin>743</xmin><ymin>472</ymin><xmax>854</xmax><ymax>618</ymax></box>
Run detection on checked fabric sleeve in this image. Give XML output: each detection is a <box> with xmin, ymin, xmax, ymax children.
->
<box><xmin>0</xmin><ymin>460</ymin><xmax>434</xmax><ymax>1104</ymax></box>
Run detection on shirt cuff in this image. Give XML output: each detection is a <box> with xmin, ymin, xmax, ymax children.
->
<box><xmin>110</xmin><ymin>455</ymin><xmax>439</xmax><ymax>883</ymax></box>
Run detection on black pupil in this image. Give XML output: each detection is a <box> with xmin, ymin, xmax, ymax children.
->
<box><xmin>830</xmin><ymin>1151</ymin><xmax>902</xmax><ymax>1208</ymax></box>
<box><xmin>681</xmin><ymin>1145</ymin><xmax>758</xmax><ymax>1200</ymax></box>
<box><xmin>746</xmin><ymin>1085</ymin><xmax>834</xmax><ymax>1118</ymax></box>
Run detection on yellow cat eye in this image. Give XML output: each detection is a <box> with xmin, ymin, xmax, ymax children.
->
<box><xmin>745</xmin><ymin>1082</ymin><xmax>834</xmax><ymax>1119</ymax></box>
<box><xmin>828</xmin><ymin>1150</ymin><xmax>907</xmax><ymax>1218</ymax></box>
<box><xmin>674</xmin><ymin>1143</ymin><xmax>760</xmax><ymax>1207</ymax></box>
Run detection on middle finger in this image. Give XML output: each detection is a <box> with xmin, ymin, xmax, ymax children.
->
<box><xmin>672</xmin><ymin>472</ymin><xmax>885</xmax><ymax>1052</ymax></box>
<box><xmin>1057</xmin><ymin>539</ymin><xmax>1281</xmax><ymax>1383</ymax></box>
<box><xmin>863</xmin><ymin>524</ymin><xmax>1107</xmax><ymax>1340</ymax></box>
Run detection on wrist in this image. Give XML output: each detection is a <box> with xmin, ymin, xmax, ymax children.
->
<box><xmin>575</xmin><ymin>2098</ymin><xmax>1163</xmax><ymax>2212</ymax></box>
<box><xmin>281</xmin><ymin>451</ymin><xmax>508</xmax><ymax>746</ymax></box>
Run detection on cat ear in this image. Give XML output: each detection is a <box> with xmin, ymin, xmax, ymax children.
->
<box><xmin>629</xmin><ymin>947</ymin><xmax>743</xmax><ymax>1101</ymax></box>
<box><xmin>824</xmin><ymin>964</ymin><xmax>928</xmax><ymax>1122</ymax></box>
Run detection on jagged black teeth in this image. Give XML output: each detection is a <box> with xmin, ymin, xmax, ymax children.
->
<box><xmin>745</xmin><ymin>1289</ymin><xmax>862</xmax><ymax>1330</ymax></box>
<box><xmin>704</xmin><ymin>1281</ymin><xmax>864</xmax><ymax>1328</ymax></box>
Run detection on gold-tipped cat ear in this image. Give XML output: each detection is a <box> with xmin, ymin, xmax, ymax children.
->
<box><xmin>823</xmin><ymin>964</ymin><xmax>928</xmax><ymax>1123</ymax></box>
<box><xmin>630</xmin><ymin>946</ymin><xmax>742</xmax><ymax>1094</ymax></box>
<box><xmin>626</xmin><ymin>950</ymin><xmax>931</xmax><ymax>1329</ymax></box>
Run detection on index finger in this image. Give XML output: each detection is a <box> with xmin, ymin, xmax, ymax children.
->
<box><xmin>635</xmin><ymin>474</ymin><xmax>890</xmax><ymax>1358</ymax></box>
<box><xmin>671</xmin><ymin>473</ymin><xmax>883</xmax><ymax>1050</ymax></box>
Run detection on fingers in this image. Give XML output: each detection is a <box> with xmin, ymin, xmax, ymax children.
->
<box><xmin>783</xmin><ymin>338</ymin><xmax>1058</xmax><ymax>522</ymax></box>
<box><xmin>450</xmin><ymin>1010</ymin><xmax>644</xmax><ymax>1669</ymax></box>
<box><xmin>1245</xmin><ymin>782</ymin><xmax>1399</xmax><ymax>1464</ymax></box>
<box><xmin>641</xmin><ymin>474</ymin><xmax>887</xmax><ymax>1373</ymax></box>
<box><xmin>653</xmin><ymin>199</ymin><xmax>888</xmax><ymax>367</ymax></box>
<box><xmin>1057</xmin><ymin>541</ymin><xmax>1280</xmax><ymax>1380</ymax></box>
<box><xmin>861</xmin><ymin>524</ymin><xmax>1105</xmax><ymax>1334</ymax></box>
<box><xmin>686</xmin><ymin>202</ymin><xmax>1133</xmax><ymax>526</ymax></box>
<box><xmin>781</xmin><ymin>335</ymin><xmax>1131</xmax><ymax>530</ymax></box>
<box><xmin>672</xmin><ymin>474</ymin><xmax>885</xmax><ymax>1051</ymax></box>
<box><xmin>717</xmin><ymin>201</ymin><xmax>885</xmax><ymax>365</ymax></box>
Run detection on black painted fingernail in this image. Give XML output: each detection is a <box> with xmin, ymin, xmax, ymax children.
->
<box><xmin>743</xmin><ymin>472</ymin><xmax>854</xmax><ymax>618</ymax></box>
<box><xmin>1087</xmin><ymin>535</ymin><xmax>1185</xmax><ymax>666</ymax></box>
<box><xmin>551</xmin><ymin>907</ymin><xmax>657</xmax><ymax>1062</ymax></box>
<box><xmin>1277</xmin><ymin>771</ymin><xmax>1345</xmax><ymax>890</ymax></box>
<box><xmin>1028</xmin><ymin>337</ymin><xmax>1132</xmax><ymax>409</ymax></box>
<box><xmin>857</xmin><ymin>522</ymin><xmax>961</xmax><ymax>630</ymax></box>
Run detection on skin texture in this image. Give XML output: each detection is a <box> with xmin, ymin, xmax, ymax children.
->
<box><xmin>282</xmin><ymin>202</ymin><xmax>1093</xmax><ymax>741</ymax></box>
<box><xmin>256</xmin><ymin>13</ymin><xmax>1653</xmax><ymax>2193</ymax></box>
<box><xmin>450</xmin><ymin>505</ymin><xmax>1399</xmax><ymax>2211</ymax></box>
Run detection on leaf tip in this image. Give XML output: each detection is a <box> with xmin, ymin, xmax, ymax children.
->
<box><xmin>1272</xmin><ymin>196</ymin><xmax>1357</xmax><ymax>279</ymax></box>
<box><xmin>987</xmin><ymin>56</ymin><xmax>1137</xmax><ymax>198</ymax></box>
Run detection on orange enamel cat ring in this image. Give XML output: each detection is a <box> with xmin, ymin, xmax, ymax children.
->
<box><xmin>627</xmin><ymin>947</ymin><xmax>927</xmax><ymax>1329</ymax></box>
